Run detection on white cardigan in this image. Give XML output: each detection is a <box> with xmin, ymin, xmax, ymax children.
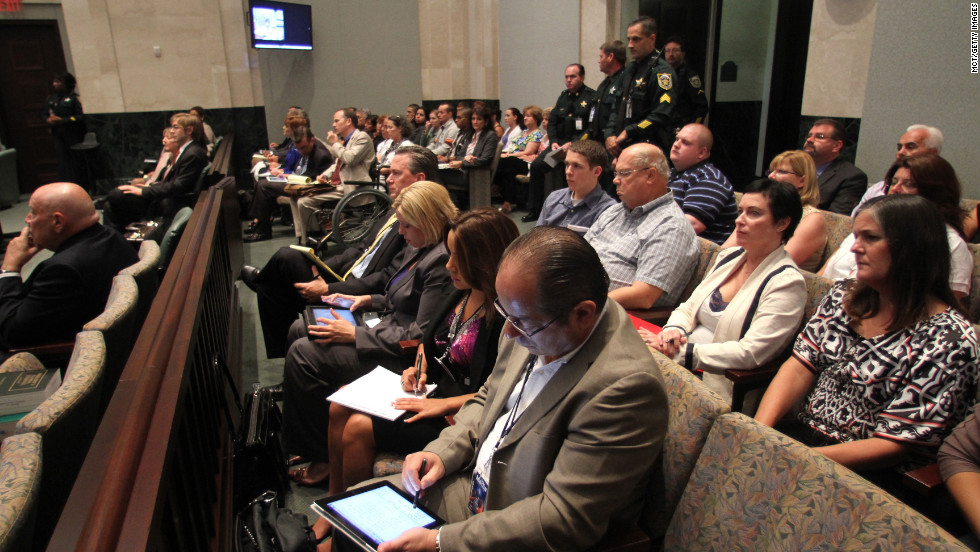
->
<box><xmin>663</xmin><ymin>246</ymin><xmax>807</xmax><ymax>403</ymax></box>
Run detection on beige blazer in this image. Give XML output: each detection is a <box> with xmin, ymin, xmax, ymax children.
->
<box><xmin>425</xmin><ymin>302</ymin><xmax>668</xmax><ymax>551</ymax></box>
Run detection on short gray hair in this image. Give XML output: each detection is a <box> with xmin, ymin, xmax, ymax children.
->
<box><xmin>906</xmin><ymin>124</ymin><xmax>944</xmax><ymax>152</ymax></box>
<box><xmin>631</xmin><ymin>144</ymin><xmax>671</xmax><ymax>181</ymax></box>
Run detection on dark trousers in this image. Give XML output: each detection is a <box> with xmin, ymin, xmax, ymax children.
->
<box><xmin>249</xmin><ymin>178</ymin><xmax>289</xmax><ymax>232</ymax></box>
<box><xmin>494</xmin><ymin>156</ymin><xmax>530</xmax><ymax>205</ymax></box>
<box><xmin>104</xmin><ymin>188</ymin><xmax>151</xmax><ymax>231</ymax></box>
<box><xmin>528</xmin><ymin>149</ymin><xmax>563</xmax><ymax>212</ymax></box>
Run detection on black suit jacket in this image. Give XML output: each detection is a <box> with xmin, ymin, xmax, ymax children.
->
<box><xmin>817</xmin><ymin>157</ymin><xmax>868</xmax><ymax>214</ymax></box>
<box><xmin>421</xmin><ymin>290</ymin><xmax>504</xmax><ymax>398</ymax></box>
<box><xmin>326</xmin><ymin>210</ymin><xmax>407</xmax><ymax>296</ymax></box>
<box><xmin>0</xmin><ymin>224</ymin><xmax>138</xmax><ymax>350</ymax></box>
<box><xmin>297</xmin><ymin>140</ymin><xmax>334</xmax><ymax>179</ymax></box>
<box><xmin>142</xmin><ymin>140</ymin><xmax>209</xmax><ymax>200</ymax></box>
<box><xmin>459</xmin><ymin>130</ymin><xmax>498</xmax><ymax>170</ymax></box>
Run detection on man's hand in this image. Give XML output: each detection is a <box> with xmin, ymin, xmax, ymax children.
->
<box><xmin>3</xmin><ymin>227</ymin><xmax>39</xmax><ymax>272</ymax></box>
<box><xmin>294</xmin><ymin>278</ymin><xmax>330</xmax><ymax>302</ymax></box>
<box><xmin>400</xmin><ymin>451</ymin><xmax>445</xmax><ymax>497</ymax></box>
<box><xmin>550</xmin><ymin>142</ymin><xmax>560</xmax><ymax>151</ymax></box>
<box><xmin>117</xmin><ymin>184</ymin><xmax>143</xmax><ymax>196</ymax></box>
<box><xmin>377</xmin><ymin>527</ymin><xmax>438</xmax><ymax>552</ymax></box>
<box><xmin>130</xmin><ymin>177</ymin><xmax>147</xmax><ymax>187</ymax></box>
<box><xmin>326</xmin><ymin>131</ymin><xmax>340</xmax><ymax>145</ymax></box>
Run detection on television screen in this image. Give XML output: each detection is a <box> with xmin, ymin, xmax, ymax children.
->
<box><xmin>249</xmin><ymin>0</ymin><xmax>312</xmax><ymax>50</ymax></box>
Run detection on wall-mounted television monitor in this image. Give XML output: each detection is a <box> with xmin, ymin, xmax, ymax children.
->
<box><xmin>249</xmin><ymin>0</ymin><xmax>313</xmax><ymax>50</ymax></box>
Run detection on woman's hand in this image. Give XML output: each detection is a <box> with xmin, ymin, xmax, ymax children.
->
<box><xmin>307</xmin><ymin>313</ymin><xmax>356</xmax><ymax>344</ymax></box>
<box><xmin>391</xmin><ymin>397</ymin><xmax>454</xmax><ymax>423</ymax></box>
<box><xmin>401</xmin><ymin>365</ymin><xmax>428</xmax><ymax>393</ymax></box>
<box><xmin>448</xmin><ymin>160</ymin><xmax>463</xmax><ymax>170</ymax></box>
<box><xmin>642</xmin><ymin>328</ymin><xmax>686</xmax><ymax>357</ymax></box>
<box><xmin>323</xmin><ymin>293</ymin><xmax>371</xmax><ymax>311</ymax></box>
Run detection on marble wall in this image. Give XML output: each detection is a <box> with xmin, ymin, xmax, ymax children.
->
<box><xmin>419</xmin><ymin>0</ymin><xmax>499</xmax><ymax>103</ymax></box>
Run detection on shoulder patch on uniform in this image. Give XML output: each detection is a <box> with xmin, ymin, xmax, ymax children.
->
<box><xmin>689</xmin><ymin>75</ymin><xmax>702</xmax><ymax>89</ymax></box>
<box><xmin>657</xmin><ymin>73</ymin><xmax>673</xmax><ymax>90</ymax></box>
<box><xmin>660</xmin><ymin>93</ymin><xmax>671</xmax><ymax>104</ymax></box>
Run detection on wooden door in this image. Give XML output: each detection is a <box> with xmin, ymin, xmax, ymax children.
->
<box><xmin>0</xmin><ymin>21</ymin><xmax>69</xmax><ymax>193</ymax></box>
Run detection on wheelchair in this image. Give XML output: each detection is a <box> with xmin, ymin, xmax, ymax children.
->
<box><xmin>306</xmin><ymin>180</ymin><xmax>391</xmax><ymax>253</ymax></box>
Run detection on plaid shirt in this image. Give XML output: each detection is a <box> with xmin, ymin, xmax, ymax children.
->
<box><xmin>585</xmin><ymin>192</ymin><xmax>698</xmax><ymax>308</ymax></box>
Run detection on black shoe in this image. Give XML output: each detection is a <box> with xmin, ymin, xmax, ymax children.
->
<box><xmin>243</xmin><ymin>231</ymin><xmax>272</xmax><ymax>243</ymax></box>
<box><xmin>240</xmin><ymin>265</ymin><xmax>260</xmax><ymax>292</ymax></box>
<box><xmin>521</xmin><ymin>211</ymin><xmax>539</xmax><ymax>223</ymax></box>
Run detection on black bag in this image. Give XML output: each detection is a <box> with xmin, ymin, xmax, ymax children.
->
<box><xmin>214</xmin><ymin>355</ymin><xmax>290</xmax><ymax>513</ymax></box>
<box><xmin>235</xmin><ymin>490</ymin><xmax>316</xmax><ymax>552</ymax></box>
<box><xmin>233</xmin><ymin>383</ymin><xmax>290</xmax><ymax>512</ymax></box>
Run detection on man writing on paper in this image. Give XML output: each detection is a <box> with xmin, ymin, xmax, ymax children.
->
<box><xmin>376</xmin><ymin>226</ymin><xmax>668</xmax><ymax>552</ymax></box>
<box><xmin>240</xmin><ymin>146</ymin><xmax>438</xmax><ymax>358</ymax></box>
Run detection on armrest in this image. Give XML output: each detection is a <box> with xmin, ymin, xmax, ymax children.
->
<box><xmin>725</xmin><ymin>366</ymin><xmax>780</xmax><ymax>386</ymax></box>
<box><xmin>8</xmin><ymin>340</ymin><xmax>75</xmax><ymax>364</ymax></box>
<box><xmin>398</xmin><ymin>339</ymin><xmax>420</xmax><ymax>357</ymax></box>
<box><xmin>586</xmin><ymin>522</ymin><xmax>650</xmax><ymax>552</ymax></box>
<box><xmin>625</xmin><ymin>307</ymin><xmax>674</xmax><ymax>326</ymax></box>
<box><xmin>902</xmin><ymin>463</ymin><xmax>943</xmax><ymax>496</ymax></box>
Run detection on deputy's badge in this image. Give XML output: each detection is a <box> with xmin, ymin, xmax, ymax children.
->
<box><xmin>660</xmin><ymin>93</ymin><xmax>671</xmax><ymax>104</ymax></box>
<box><xmin>658</xmin><ymin>73</ymin><xmax>673</xmax><ymax>90</ymax></box>
<box><xmin>635</xmin><ymin>77</ymin><xmax>646</xmax><ymax>88</ymax></box>
<box><xmin>581</xmin><ymin>100</ymin><xmax>587</xmax><ymax>107</ymax></box>
<box><xmin>689</xmin><ymin>75</ymin><xmax>702</xmax><ymax>89</ymax></box>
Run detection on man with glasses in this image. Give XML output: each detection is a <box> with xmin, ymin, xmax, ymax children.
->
<box><xmin>803</xmin><ymin>118</ymin><xmax>867</xmax><ymax>214</ymax></box>
<box><xmin>850</xmin><ymin>124</ymin><xmax>944</xmax><ymax>216</ymax></box>
<box><xmin>383</xmin><ymin>226</ymin><xmax>667</xmax><ymax>552</ymax></box>
<box><xmin>584</xmin><ymin>143</ymin><xmax>697</xmax><ymax>310</ymax></box>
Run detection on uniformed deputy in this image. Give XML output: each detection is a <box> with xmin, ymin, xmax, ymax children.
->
<box><xmin>604</xmin><ymin>16</ymin><xmax>678</xmax><ymax>156</ymax></box>
<box><xmin>663</xmin><ymin>36</ymin><xmax>709</xmax><ymax>129</ymax></box>
<box><xmin>522</xmin><ymin>64</ymin><xmax>597</xmax><ymax>222</ymax></box>
<box><xmin>44</xmin><ymin>72</ymin><xmax>87</xmax><ymax>182</ymax></box>
<box><xmin>587</xmin><ymin>40</ymin><xmax>627</xmax><ymax>145</ymax></box>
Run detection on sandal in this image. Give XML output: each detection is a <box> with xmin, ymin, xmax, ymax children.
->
<box><xmin>289</xmin><ymin>461</ymin><xmax>329</xmax><ymax>486</ymax></box>
<box><xmin>287</xmin><ymin>455</ymin><xmax>306</xmax><ymax>466</ymax></box>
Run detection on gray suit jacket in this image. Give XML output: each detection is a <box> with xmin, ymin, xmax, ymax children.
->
<box><xmin>353</xmin><ymin>242</ymin><xmax>452</xmax><ymax>358</ymax></box>
<box><xmin>817</xmin><ymin>157</ymin><xmax>867</xmax><ymax>215</ymax></box>
<box><xmin>426</xmin><ymin>302</ymin><xmax>668</xmax><ymax>551</ymax></box>
<box><xmin>325</xmin><ymin>128</ymin><xmax>375</xmax><ymax>189</ymax></box>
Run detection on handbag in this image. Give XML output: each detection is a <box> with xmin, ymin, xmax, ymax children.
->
<box><xmin>233</xmin><ymin>383</ymin><xmax>290</xmax><ymax>512</ymax></box>
<box><xmin>235</xmin><ymin>490</ymin><xmax>316</xmax><ymax>552</ymax></box>
<box><xmin>214</xmin><ymin>355</ymin><xmax>290</xmax><ymax>513</ymax></box>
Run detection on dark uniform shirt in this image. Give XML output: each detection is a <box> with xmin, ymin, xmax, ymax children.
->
<box><xmin>587</xmin><ymin>67</ymin><xmax>624</xmax><ymax>143</ymax></box>
<box><xmin>671</xmin><ymin>61</ymin><xmax>709</xmax><ymax>128</ymax></box>
<box><xmin>605</xmin><ymin>50</ymin><xmax>678</xmax><ymax>152</ymax></box>
<box><xmin>44</xmin><ymin>91</ymin><xmax>86</xmax><ymax>144</ymax></box>
<box><xmin>548</xmin><ymin>84</ymin><xmax>598</xmax><ymax>146</ymax></box>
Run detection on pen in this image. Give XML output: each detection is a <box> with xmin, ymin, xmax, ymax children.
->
<box><xmin>414</xmin><ymin>351</ymin><xmax>423</xmax><ymax>395</ymax></box>
<box><xmin>413</xmin><ymin>458</ymin><xmax>427</xmax><ymax>508</ymax></box>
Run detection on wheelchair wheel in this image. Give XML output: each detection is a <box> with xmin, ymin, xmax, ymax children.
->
<box><xmin>332</xmin><ymin>188</ymin><xmax>392</xmax><ymax>248</ymax></box>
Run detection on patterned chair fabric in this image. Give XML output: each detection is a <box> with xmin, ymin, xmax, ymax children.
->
<box><xmin>663</xmin><ymin>412</ymin><xmax>969</xmax><ymax>551</ymax></box>
<box><xmin>119</xmin><ymin>239</ymin><xmax>160</xmax><ymax>328</ymax></box>
<box><xmin>642</xmin><ymin>351</ymin><xmax>730</xmax><ymax>539</ymax></box>
<box><xmin>818</xmin><ymin>209</ymin><xmax>853</xmax><ymax>269</ymax></box>
<box><xmin>372</xmin><ymin>451</ymin><xmax>405</xmax><ymax>478</ymax></box>
<box><xmin>0</xmin><ymin>354</ymin><xmax>44</xmax><ymax>374</ymax></box>
<box><xmin>82</xmin><ymin>275</ymin><xmax>139</xmax><ymax>415</ymax></box>
<box><xmin>0</xmin><ymin>432</ymin><xmax>42</xmax><ymax>552</ymax></box>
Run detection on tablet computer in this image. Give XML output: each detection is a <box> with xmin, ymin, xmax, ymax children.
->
<box><xmin>311</xmin><ymin>480</ymin><xmax>444</xmax><ymax>551</ymax></box>
<box><xmin>304</xmin><ymin>305</ymin><xmax>360</xmax><ymax>327</ymax></box>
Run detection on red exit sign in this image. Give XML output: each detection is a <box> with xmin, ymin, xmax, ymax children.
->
<box><xmin>0</xmin><ymin>0</ymin><xmax>22</xmax><ymax>12</ymax></box>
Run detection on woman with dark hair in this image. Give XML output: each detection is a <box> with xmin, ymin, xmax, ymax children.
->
<box><xmin>499</xmin><ymin>107</ymin><xmax>525</xmax><ymax>149</ymax></box>
<box><xmin>820</xmin><ymin>154</ymin><xmax>972</xmax><ymax>298</ymax></box>
<box><xmin>325</xmin><ymin>208</ymin><xmax>519</xmax><ymax>498</ymax></box>
<box><xmin>757</xmin><ymin>194</ymin><xmax>978</xmax><ymax>475</ymax></box>
<box><xmin>447</xmin><ymin>107</ymin><xmax>496</xmax><ymax>171</ymax></box>
<box><xmin>409</xmin><ymin>107</ymin><xmax>430</xmax><ymax>146</ymax></box>
<box><xmin>643</xmin><ymin>179</ymin><xmax>807</xmax><ymax>406</ymax></box>
<box><xmin>44</xmin><ymin>72</ymin><xmax>86</xmax><ymax>181</ymax></box>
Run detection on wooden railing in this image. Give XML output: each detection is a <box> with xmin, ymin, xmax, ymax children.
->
<box><xmin>47</xmin><ymin>185</ymin><xmax>243</xmax><ymax>552</ymax></box>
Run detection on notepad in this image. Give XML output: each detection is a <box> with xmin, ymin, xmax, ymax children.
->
<box><xmin>327</xmin><ymin>367</ymin><xmax>436</xmax><ymax>421</ymax></box>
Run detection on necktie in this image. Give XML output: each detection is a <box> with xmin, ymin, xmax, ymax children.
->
<box><xmin>343</xmin><ymin>214</ymin><xmax>398</xmax><ymax>280</ymax></box>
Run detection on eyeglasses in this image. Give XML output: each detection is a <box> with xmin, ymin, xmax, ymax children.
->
<box><xmin>769</xmin><ymin>168</ymin><xmax>799</xmax><ymax>177</ymax></box>
<box><xmin>493</xmin><ymin>298</ymin><xmax>561</xmax><ymax>338</ymax></box>
<box><xmin>806</xmin><ymin>132</ymin><xmax>831</xmax><ymax>140</ymax></box>
<box><xmin>613</xmin><ymin>167</ymin><xmax>652</xmax><ymax>179</ymax></box>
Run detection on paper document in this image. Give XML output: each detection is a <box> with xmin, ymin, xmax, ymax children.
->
<box><xmin>327</xmin><ymin>367</ymin><xmax>436</xmax><ymax>421</ymax></box>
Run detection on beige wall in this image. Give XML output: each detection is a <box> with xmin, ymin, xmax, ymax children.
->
<box><xmin>800</xmin><ymin>0</ymin><xmax>877</xmax><ymax>117</ymax></box>
<box><xmin>42</xmin><ymin>0</ymin><xmax>262</xmax><ymax>113</ymax></box>
<box><xmin>418</xmin><ymin>0</ymin><xmax>498</xmax><ymax>101</ymax></box>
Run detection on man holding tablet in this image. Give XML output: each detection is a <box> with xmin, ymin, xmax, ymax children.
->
<box><xmin>370</xmin><ymin>227</ymin><xmax>668</xmax><ymax>551</ymax></box>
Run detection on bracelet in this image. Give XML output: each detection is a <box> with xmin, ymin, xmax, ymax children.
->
<box><xmin>434</xmin><ymin>527</ymin><xmax>442</xmax><ymax>552</ymax></box>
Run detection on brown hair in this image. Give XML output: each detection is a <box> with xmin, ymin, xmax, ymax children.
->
<box><xmin>448</xmin><ymin>208</ymin><xmax>520</xmax><ymax>320</ymax></box>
